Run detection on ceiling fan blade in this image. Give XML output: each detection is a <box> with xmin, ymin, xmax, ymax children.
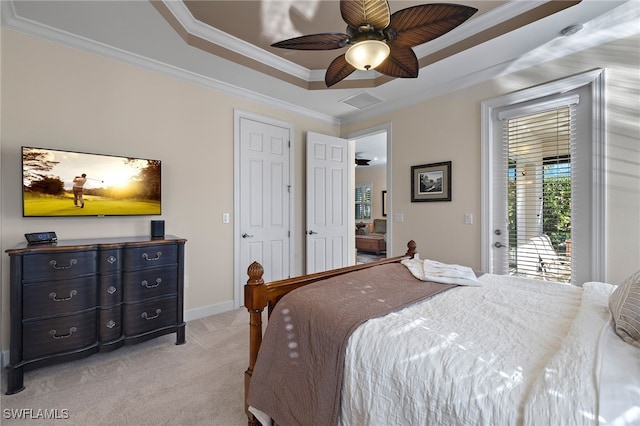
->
<box><xmin>271</xmin><ymin>33</ymin><xmax>349</xmax><ymax>50</ymax></box>
<box><xmin>389</xmin><ymin>4</ymin><xmax>478</xmax><ymax>47</ymax></box>
<box><xmin>341</xmin><ymin>0</ymin><xmax>390</xmax><ymax>31</ymax></box>
<box><xmin>375</xmin><ymin>46</ymin><xmax>418</xmax><ymax>78</ymax></box>
<box><xmin>325</xmin><ymin>54</ymin><xmax>357</xmax><ymax>87</ymax></box>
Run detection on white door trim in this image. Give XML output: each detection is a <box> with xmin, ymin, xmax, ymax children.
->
<box><xmin>480</xmin><ymin>69</ymin><xmax>605</xmax><ymax>280</ymax></box>
<box><xmin>233</xmin><ymin>109</ymin><xmax>295</xmax><ymax>308</ymax></box>
<box><xmin>344</xmin><ymin>123</ymin><xmax>393</xmax><ymax>254</ymax></box>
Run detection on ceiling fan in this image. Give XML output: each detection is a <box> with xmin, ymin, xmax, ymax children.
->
<box><xmin>271</xmin><ymin>0</ymin><xmax>478</xmax><ymax>87</ymax></box>
<box><xmin>355</xmin><ymin>158</ymin><xmax>371</xmax><ymax>166</ymax></box>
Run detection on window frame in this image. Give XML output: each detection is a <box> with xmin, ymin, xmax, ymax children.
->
<box><xmin>481</xmin><ymin>69</ymin><xmax>605</xmax><ymax>283</ymax></box>
<box><xmin>355</xmin><ymin>182</ymin><xmax>373</xmax><ymax>221</ymax></box>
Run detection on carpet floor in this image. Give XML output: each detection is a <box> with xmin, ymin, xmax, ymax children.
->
<box><xmin>356</xmin><ymin>251</ymin><xmax>386</xmax><ymax>264</ymax></box>
<box><xmin>1</xmin><ymin>308</ymin><xmax>249</xmax><ymax>426</ymax></box>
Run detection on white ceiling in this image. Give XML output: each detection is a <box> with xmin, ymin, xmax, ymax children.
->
<box><xmin>2</xmin><ymin>0</ymin><xmax>638</xmax><ymax>125</ymax></box>
<box><xmin>355</xmin><ymin>131</ymin><xmax>388</xmax><ymax>167</ymax></box>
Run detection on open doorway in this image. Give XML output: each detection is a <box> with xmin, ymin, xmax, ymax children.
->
<box><xmin>347</xmin><ymin>126</ymin><xmax>390</xmax><ymax>264</ymax></box>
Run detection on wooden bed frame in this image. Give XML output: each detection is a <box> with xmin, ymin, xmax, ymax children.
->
<box><xmin>243</xmin><ymin>240</ymin><xmax>417</xmax><ymax>426</ymax></box>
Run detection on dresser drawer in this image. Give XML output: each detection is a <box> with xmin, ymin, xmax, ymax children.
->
<box><xmin>123</xmin><ymin>297</ymin><xmax>177</xmax><ymax>336</ymax></box>
<box><xmin>123</xmin><ymin>266</ymin><xmax>177</xmax><ymax>302</ymax></box>
<box><xmin>98</xmin><ymin>273</ymin><xmax>123</xmax><ymax>307</ymax></box>
<box><xmin>23</xmin><ymin>251</ymin><xmax>96</xmax><ymax>282</ymax></box>
<box><xmin>98</xmin><ymin>248</ymin><xmax>122</xmax><ymax>274</ymax></box>
<box><xmin>99</xmin><ymin>306</ymin><xmax>122</xmax><ymax>342</ymax></box>
<box><xmin>123</xmin><ymin>244</ymin><xmax>178</xmax><ymax>271</ymax></box>
<box><xmin>23</xmin><ymin>311</ymin><xmax>97</xmax><ymax>359</ymax></box>
<box><xmin>23</xmin><ymin>277</ymin><xmax>97</xmax><ymax>320</ymax></box>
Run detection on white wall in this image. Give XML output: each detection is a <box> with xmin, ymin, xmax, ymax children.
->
<box><xmin>343</xmin><ymin>33</ymin><xmax>640</xmax><ymax>283</ymax></box>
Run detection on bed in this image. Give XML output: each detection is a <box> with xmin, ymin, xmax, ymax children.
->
<box><xmin>243</xmin><ymin>241</ymin><xmax>640</xmax><ymax>426</ymax></box>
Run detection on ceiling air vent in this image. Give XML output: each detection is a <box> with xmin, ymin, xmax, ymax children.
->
<box><xmin>341</xmin><ymin>92</ymin><xmax>383</xmax><ymax>110</ymax></box>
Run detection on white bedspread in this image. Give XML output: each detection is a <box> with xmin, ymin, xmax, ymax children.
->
<box><xmin>339</xmin><ymin>274</ymin><xmax>626</xmax><ymax>426</ymax></box>
<box><xmin>252</xmin><ymin>273</ymin><xmax>640</xmax><ymax>426</ymax></box>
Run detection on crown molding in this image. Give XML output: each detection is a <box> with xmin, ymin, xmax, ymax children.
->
<box><xmin>161</xmin><ymin>0</ymin><xmax>315</xmax><ymax>82</ymax></box>
<box><xmin>161</xmin><ymin>0</ymin><xmax>390</xmax><ymax>83</ymax></box>
<box><xmin>0</xmin><ymin>1</ymin><xmax>340</xmax><ymax>126</ymax></box>
<box><xmin>164</xmin><ymin>0</ymin><xmax>550</xmax><ymax>84</ymax></box>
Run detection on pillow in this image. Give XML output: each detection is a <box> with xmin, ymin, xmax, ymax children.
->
<box><xmin>609</xmin><ymin>269</ymin><xmax>640</xmax><ymax>348</ymax></box>
<box><xmin>373</xmin><ymin>219</ymin><xmax>386</xmax><ymax>234</ymax></box>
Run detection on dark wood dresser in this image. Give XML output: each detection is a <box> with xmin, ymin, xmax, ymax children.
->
<box><xmin>4</xmin><ymin>235</ymin><xmax>187</xmax><ymax>395</ymax></box>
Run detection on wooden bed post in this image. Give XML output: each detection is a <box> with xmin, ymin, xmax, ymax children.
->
<box><xmin>244</xmin><ymin>261</ymin><xmax>267</xmax><ymax>426</ymax></box>
<box><xmin>405</xmin><ymin>240</ymin><xmax>417</xmax><ymax>258</ymax></box>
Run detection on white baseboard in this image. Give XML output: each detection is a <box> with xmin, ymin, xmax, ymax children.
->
<box><xmin>0</xmin><ymin>301</ymin><xmax>236</xmax><ymax>368</ymax></box>
<box><xmin>184</xmin><ymin>300</ymin><xmax>236</xmax><ymax>322</ymax></box>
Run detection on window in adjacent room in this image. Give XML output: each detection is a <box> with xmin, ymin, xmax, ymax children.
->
<box><xmin>355</xmin><ymin>183</ymin><xmax>372</xmax><ymax>221</ymax></box>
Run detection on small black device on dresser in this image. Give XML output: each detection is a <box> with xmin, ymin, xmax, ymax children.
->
<box><xmin>24</xmin><ymin>231</ymin><xmax>58</xmax><ymax>244</ymax></box>
<box><xmin>150</xmin><ymin>220</ymin><xmax>165</xmax><ymax>238</ymax></box>
<box><xmin>4</xmin><ymin>235</ymin><xmax>187</xmax><ymax>395</ymax></box>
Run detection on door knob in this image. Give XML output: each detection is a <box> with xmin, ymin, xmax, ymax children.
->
<box><xmin>494</xmin><ymin>242</ymin><xmax>505</xmax><ymax>248</ymax></box>
<box><xmin>242</xmin><ymin>233</ymin><xmax>254</xmax><ymax>238</ymax></box>
<box><xmin>308</xmin><ymin>230</ymin><xmax>318</xmax><ymax>235</ymax></box>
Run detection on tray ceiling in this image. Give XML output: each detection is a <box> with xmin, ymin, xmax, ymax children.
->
<box><xmin>3</xmin><ymin>0</ymin><xmax>637</xmax><ymax>123</ymax></box>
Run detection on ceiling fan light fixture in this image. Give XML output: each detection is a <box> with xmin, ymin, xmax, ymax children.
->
<box><xmin>345</xmin><ymin>40</ymin><xmax>390</xmax><ymax>71</ymax></box>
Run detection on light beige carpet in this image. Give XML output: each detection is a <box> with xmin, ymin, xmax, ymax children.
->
<box><xmin>1</xmin><ymin>308</ymin><xmax>249</xmax><ymax>426</ymax></box>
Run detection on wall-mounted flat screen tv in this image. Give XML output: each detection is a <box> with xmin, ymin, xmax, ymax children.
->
<box><xmin>22</xmin><ymin>146</ymin><xmax>161</xmax><ymax>217</ymax></box>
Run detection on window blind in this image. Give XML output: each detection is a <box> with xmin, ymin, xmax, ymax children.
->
<box><xmin>502</xmin><ymin>103</ymin><xmax>576</xmax><ymax>283</ymax></box>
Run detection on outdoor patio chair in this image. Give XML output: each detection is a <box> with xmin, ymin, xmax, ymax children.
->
<box><xmin>530</xmin><ymin>234</ymin><xmax>571</xmax><ymax>282</ymax></box>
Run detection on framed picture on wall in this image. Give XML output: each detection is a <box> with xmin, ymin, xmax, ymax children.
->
<box><xmin>382</xmin><ymin>190</ymin><xmax>387</xmax><ymax>216</ymax></box>
<box><xmin>411</xmin><ymin>161</ymin><xmax>451</xmax><ymax>202</ymax></box>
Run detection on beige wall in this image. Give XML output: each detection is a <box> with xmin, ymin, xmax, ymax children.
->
<box><xmin>355</xmin><ymin>164</ymin><xmax>387</xmax><ymax>222</ymax></box>
<box><xmin>343</xmin><ymin>34</ymin><xmax>640</xmax><ymax>283</ymax></box>
<box><xmin>2</xmin><ymin>28</ymin><xmax>639</xmax><ymax>355</ymax></box>
<box><xmin>0</xmin><ymin>30</ymin><xmax>339</xmax><ymax>351</ymax></box>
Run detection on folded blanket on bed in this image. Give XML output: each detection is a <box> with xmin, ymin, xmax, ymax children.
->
<box><xmin>402</xmin><ymin>258</ymin><xmax>482</xmax><ymax>286</ymax></box>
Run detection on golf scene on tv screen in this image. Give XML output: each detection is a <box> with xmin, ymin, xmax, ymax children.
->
<box><xmin>22</xmin><ymin>147</ymin><xmax>161</xmax><ymax>217</ymax></box>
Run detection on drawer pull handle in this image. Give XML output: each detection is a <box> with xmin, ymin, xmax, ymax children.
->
<box><xmin>107</xmin><ymin>286</ymin><xmax>117</xmax><ymax>295</ymax></box>
<box><xmin>107</xmin><ymin>256</ymin><xmax>117</xmax><ymax>264</ymax></box>
<box><xmin>106</xmin><ymin>320</ymin><xmax>116</xmax><ymax>329</ymax></box>
<box><xmin>141</xmin><ymin>309</ymin><xmax>162</xmax><ymax>320</ymax></box>
<box><xmin>141</xmin><ymin>278</ymin><xmax>161</xmax><ymax>289</ymax></box>
<box><xmin>142</xmin><ymin>252</ymin><xmax>162</xmax><ymax>261</ymax></box>
<box><xmin>50</xmin><ymin>327</ymin><xmax>77</xmax><ymax>339</ymax></box>
<box><xmin>49</xmin><ymin>259</ymin><xmax>78</xmax><ymax>270</ymax></box>
<box><xmin>49</xmin><ymin>290</ymin><xmax>78</xmax><ymax>302</ymax></box>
